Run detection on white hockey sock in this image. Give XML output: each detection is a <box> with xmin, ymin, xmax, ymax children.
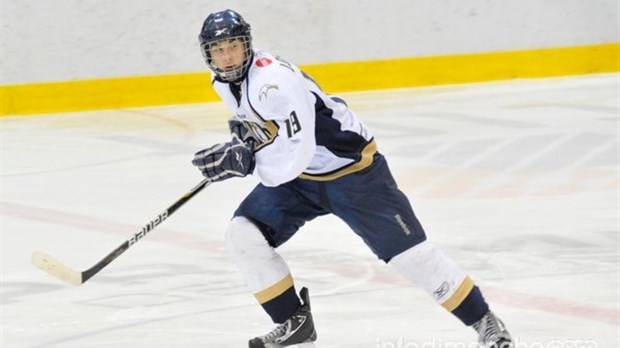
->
<box><xmin>225</xmin><ymin>216</ymin><xmax>294</xmax><ymax>304</ymax></box>
<box><xmin>388</xmin><ymin>240</ymin><xmax>474</xmax><ymax>311</ymax></box>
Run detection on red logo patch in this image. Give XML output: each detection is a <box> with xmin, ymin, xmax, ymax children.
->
<box><xmin>256</xmin><ymin>58</ymin><xmax>273</xmax><ymax>67</ymax></box>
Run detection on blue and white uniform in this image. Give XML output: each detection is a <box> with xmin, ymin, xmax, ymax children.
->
<box><xmin>214</xmin><ymin>51</ymin><xmax>486</xmax><ymax>328</ymax></box>
<box><xmin>211</xmin><ymin>50</ymin><xmax>426</xmax><ymax>260</ymax></box>
<box><xmin>199</xmin><ymin>10</ymin><xmax>498</xmax><ymax>338</ymax></box>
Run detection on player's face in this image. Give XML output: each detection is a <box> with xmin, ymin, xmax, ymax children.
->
<box><xmin>209</xmin><ymin>38</ymin><xmax>246</xmax><ymax>72</ymax></box>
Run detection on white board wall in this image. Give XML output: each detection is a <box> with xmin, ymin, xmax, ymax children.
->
<box><xmin>1</xmin><ymin>0</ymin><xmax>618</xmax><ymax>84</ymax></box>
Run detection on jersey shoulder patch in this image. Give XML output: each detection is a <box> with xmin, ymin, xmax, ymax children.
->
<box><xmin>258</xmin><ymin>83</ymin><xmax>279</xmax><ymax>102</ymax></box>
<box><xmin>255</xmin><ymin>57</ymin><xmax>273</xmax><ymax>67</ymax></box>
<box><xmin>248</xmin><ymin>65</ymin><xmax>293</xmax><ymax>102</ymax></box>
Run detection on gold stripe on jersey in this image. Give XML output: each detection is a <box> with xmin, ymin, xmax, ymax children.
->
<box><xmin>298</xmin><ymin>139</ymin><xmax>377</xmax><ymax>181</ymax></box>
<box><xmin>441</xmin><ymin>276</ymin><xmax>475</xmax><ymax>311</ymax></box>
<box><xmin>254</xmin><ymin>273</ymin><xmax>295</xmax><ymax>304</ymax></box>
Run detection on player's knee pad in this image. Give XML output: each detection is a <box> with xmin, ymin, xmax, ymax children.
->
<box><xmin>225</xmin><ymin>216</ymin><xmax>292</xmax><ymax>296</ymax></box>
<box><xmin>225</xmin><ymin>216</ymin><xmax>273</xmax><ymax>260</ymax></box>
<box><xmin>389</xmin><ymin>240</ymin><xmax>470</xmax><ymax>306</ymax></box>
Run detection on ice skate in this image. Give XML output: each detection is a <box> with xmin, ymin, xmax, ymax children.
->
<box><xmin>473</xmin><ymin>310</ymin><xmax>513</xmax><ymax>348</ymax></box>
<box><xmin>248</xmin><ymin>287</ymin><xmax>317</xmax><ymax>348</ymax></box>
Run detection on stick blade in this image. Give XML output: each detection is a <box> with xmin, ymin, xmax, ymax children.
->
<box><xmin>31</xmin><ymin>250</ymin><xmax>83</xmax><ymax>286</ymax></box>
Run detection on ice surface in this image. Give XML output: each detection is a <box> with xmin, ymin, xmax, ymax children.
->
<box><xmin>1</xmin><ymin>74</ymin><xmax>618</xmax><ymax>347</ymax></box>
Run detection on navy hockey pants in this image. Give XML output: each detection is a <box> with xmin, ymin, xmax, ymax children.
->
<box><xmin>234</xmin><ymin>153</ymin><xmax>427</xmax><ymax>262</ymax></box>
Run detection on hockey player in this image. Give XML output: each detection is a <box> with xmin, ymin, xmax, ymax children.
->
<box><xmin>191</xmin><ymin>9</ymin><xmax>514</xmax><ymax>348</ymax></box>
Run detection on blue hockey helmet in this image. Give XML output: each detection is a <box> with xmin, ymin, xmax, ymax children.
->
<box><xmin>199</xmin><ymin>10</ymin><xmax>253</xmax><ymax>82</ymax></box>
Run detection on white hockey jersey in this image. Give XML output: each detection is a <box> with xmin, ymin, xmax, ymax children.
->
<box><xmin>211</xmin><ymin>50</ymin><xmax>376</xmax><ymax>187</ymax></box>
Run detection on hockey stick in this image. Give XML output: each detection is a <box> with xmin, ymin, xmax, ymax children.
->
<box><xmin>31</xmin><ymin>178</ymin><xmax>212</xmax><ymax>286</ymax></box>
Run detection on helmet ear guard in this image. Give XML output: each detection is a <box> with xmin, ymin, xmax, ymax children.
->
<box><xmin>199</xmin><ymin>10</ymin><xmax>253</xmax><ymax>82</ymax></box>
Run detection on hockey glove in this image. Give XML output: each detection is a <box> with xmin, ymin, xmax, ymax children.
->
<box><xmin>192</xmin><ymin>133</ymin><xmax>255</xmax><ymax>182</ymax></box>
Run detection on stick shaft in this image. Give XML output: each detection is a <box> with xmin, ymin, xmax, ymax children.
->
<box><xmin>83</xmin><ymin>178</ymin><xmax>212</xmax><ymax>282</ymax></box>
<box><xmin>33</xmin><ymin>178</ymin><xmax>212</xmax><ymax>285</ymax></box>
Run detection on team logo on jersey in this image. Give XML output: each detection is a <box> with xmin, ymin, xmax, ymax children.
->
<box><xmin>258</xmin><ymin>84</ymin><xmax>279</xmax><ymax>101</ymax></box>
<box><xmin>256</xmin><ymin>58</ymin><xmax>273</xmax><ymax>67</ymax></box>
<box><xmin>240</xmin><ymin>120</ymin><xmax>274</xmax><ymax>144</ymax></box>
